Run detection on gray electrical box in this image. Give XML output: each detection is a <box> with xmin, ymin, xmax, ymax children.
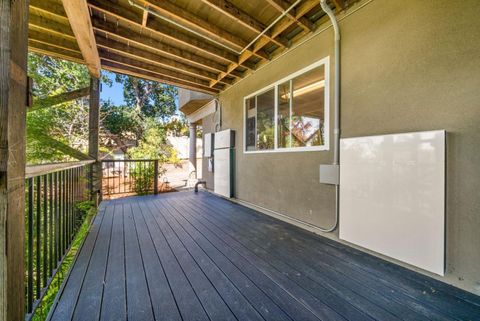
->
<box><xmin>204</xmin><ymin>132</ymin><xmax>214</xmax><ymax>157</ymax></box>
<box><xmin>320</xmin><ymin>164</ymin><xmax>340</xmax><ymax>185</ymax></box>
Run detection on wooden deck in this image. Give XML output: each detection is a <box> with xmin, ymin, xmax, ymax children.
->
<box><xmin>47</xmin><ymin>192</ymin><xmax>480</xmax><ymax>321</ymax></box>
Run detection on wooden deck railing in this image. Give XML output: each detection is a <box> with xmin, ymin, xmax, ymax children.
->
<box><xmin>24</xmin><ymin>160</ymin><xmax>95</xmax><ymax>319</ymax></box>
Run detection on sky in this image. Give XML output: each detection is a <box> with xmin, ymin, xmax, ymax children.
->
<box><xmin>99</xmin><ymin>71</ymin><xmax>180</xmax><ymax>111</ymax></box>
<box><xmin>100</xmin><ymin>72</ymin><xmax>125</xmax><ymax>105</ymax></box>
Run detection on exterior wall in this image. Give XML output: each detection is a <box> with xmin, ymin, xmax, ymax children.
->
<box><xmin>201</xmin><ymin>115</ymin><xmax>215</xmax><ymax>190</ymax></box>
<box><xmin>216</xmin><ymin>0</ymin><xmax>480</xmax><ymax>294</ymax></box>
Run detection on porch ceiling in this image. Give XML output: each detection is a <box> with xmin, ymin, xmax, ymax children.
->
<box><xmin>28</xmin><ymin>0</ymin><xmax>349</xmax><ymax>95</ymax></box>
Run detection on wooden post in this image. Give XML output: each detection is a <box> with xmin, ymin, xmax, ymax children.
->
<box><xmin>0</xmin><ymin>0</ymin><xmax>29</xmax><ymax>320</ymax></box>
<box><xmin>88</xmin><ymin>77</ymin><xmax>101</xmax><ymax>203</ymax></box>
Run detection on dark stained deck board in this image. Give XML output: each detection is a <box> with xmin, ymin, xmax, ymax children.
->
<box><xmin>195</xmin><ymin>195</ymin><xmax>480</xmax><ymax>320</ymax></box>
<box><xmin>48</xmin><ymin>192</ymin><xmax>480</xmax><ymax>321</ymax></box>
<box><xmin>145</xmin><ymin>200</ymin><xmax>238</xmax><ymax>321</ymax></box>
<box><xmin>100</xmin><ymin>204</ymin><xmax>127</xmax><ymax>321</ymax></box>
<box><xmin>156</xmin><ymin>201</ymin><xmax>266</xmax><ymax>321</ymax></box>
<box><xmin>71</xmin><ymin>204</ymin><xmax>114</xmax><ymax>321</ymax></box>
<box><xmin>168</xmin><ymin>198</ymin><xmax>392</xmax><ymax>321</ymax></box>
<box><xmin>123</xmin><ymin>203</ymin><xmax>155</xmax><ymax>321</ymax></box>
<box><xmin>49</xmin><ymin>202</ymin><xmax>107</xmax><ymax>321</ymax></box>
<box><xmin>158</xmin><ymin>200</ymin><xmax>294</xmax><ymax>321</ymax></box>
<box><xmin>139</xmin><ymin>201</ymin><xmax>210</xmax><ymax>321</ymax></box>
<box><xmin>162</xmin><ymin>198</ymin><xmax>351</xmax><ymax>321</ymax></box>
<box><xmin>179</xmin><ymin>195</ymin><xmax>449</xmax><ymax>321</ymax></box>
<box><xmin>130</xmin><ymin>202</ymin><xmax>181</xmax><ymax>321</ymax></box>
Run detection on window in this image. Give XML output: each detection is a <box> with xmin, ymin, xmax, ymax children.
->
<box><xmin>245</xmin><ymin>89</ymin><xmax>275</xmax><ymax>151</ymax></box>
<box><xmin>244</xmin><ymin>58</ymin><xmax>329</xmax><ymax>153</ymax></box>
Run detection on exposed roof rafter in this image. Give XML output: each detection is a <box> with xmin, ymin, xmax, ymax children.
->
<box><xmin>264</xmin><ymin>0</ymin><xmax>315</xmax><ymax>31</ymax></box>
<box><xmin>137</xmin><ymin>0</ymin><xmax>270</xmax><ymax>61</ymax></box>
<box><xmin>61</xmin><ymin>0</ymin><xmax>101</xmax><ymax>78</ymax></box>
<box><xmin>200</xmin><ymin>0</ymin><xmax>288</xmax><ymax>48</ymax></box>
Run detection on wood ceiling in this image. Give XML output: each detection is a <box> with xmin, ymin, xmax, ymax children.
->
<box><xmin>28</xmin><ymin>0</ymin><xmax>349</xmax><ymax>95</ymax></box>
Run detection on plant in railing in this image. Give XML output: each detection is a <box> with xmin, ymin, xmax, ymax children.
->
<box><xmin>127</xmin><ymin>122</ymin><xmax>171</xmax><ymax>194</ymax></box>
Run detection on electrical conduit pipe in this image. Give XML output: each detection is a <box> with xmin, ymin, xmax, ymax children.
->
<box><xmin>318</xmin><ymin>0</ymin><xmax>341</xmax><ymax>232</ymax></box>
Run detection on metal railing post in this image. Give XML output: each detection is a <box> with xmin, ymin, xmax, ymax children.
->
<box><xmin>154</xmin><ymin>160</ymin><xmax>159</xmax><ymax>195</ymax></box>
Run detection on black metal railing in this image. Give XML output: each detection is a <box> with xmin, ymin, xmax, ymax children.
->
<box><xmin>102</xmin><ymin>159</ymin><xmax>166</xmax><ymax>197</ymax></box>
<box><xmin>24</xmin><ymin>160</ymin><xmax>94</xmax><ymax>318</ymax></box>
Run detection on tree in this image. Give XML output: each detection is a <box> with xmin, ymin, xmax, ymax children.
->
<box><xmin>27</xmin><ymin>53</ymin><xmax>92</xmax><ymax>164</ymax></box>
<box><xmin>27</xmin><ymin>55</ymin><xmax>180</xmax><ymax>165</ymax></box>
<box><xmin>100</xmin><ymin>72</ymin><xmax>179</xmax><ymax>155</ymax></box>
<box><xmin>114</xmin><ymin>73</ymin><xmax>177</xmax><ymax>120</ymax></box>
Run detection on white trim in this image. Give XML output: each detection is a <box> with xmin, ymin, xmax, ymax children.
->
<box><xmin>243</xmin><ymin>57</ymin><xmax>330</xmax><ymax>154</ymax></box>
<box><xmin>187</xmin><ymin>99</ymin><xmax>216</xmax><ymax>124</ymax></box>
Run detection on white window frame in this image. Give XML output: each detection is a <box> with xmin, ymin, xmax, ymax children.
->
<box><xmin>243</xmin><ymin>56</ymin><xmax>330</xmax><ymax>154</ymax></box>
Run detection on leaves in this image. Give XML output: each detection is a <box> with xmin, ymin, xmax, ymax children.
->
<box><xmin>27</xmin><ymin>55</ymin><xmax>184</xmax><ymax>164</ymax></box>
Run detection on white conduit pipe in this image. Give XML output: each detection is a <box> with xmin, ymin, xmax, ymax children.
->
<box><xmin>318</xmin><ymin>0</ymin><xmax>340</xmax><ymax>233</ymax></box>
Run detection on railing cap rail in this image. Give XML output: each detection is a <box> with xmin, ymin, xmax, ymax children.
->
<box><xmin>25</xmin><ymin>160</ymin><xmax>95</xmax><ymax>178</ymax></box>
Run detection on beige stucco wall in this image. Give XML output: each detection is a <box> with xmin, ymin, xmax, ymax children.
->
<box><xmin>212</xmin><ymin>0</ymin><xmax>480</xmax><ymax>294</ymax></box>
<box><xmin>200</xmin><ymin>115</ymin><xmax>215</xmax><ymax>189</ymax></box>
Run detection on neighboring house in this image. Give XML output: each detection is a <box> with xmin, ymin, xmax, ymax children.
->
<box><xmin>167</xmin><ymin>135</ymin><xmax>203</xmax><ymax>160</ymax></box>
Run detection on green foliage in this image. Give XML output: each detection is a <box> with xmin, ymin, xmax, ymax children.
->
<box><xmin>130</xmin><ymin>163</ymin><xmax>155</xmax><ymax>195</ymax></box>
<box><xmin>114</xmin><ymin>73</ymin><xmax>177</xmax><ymax>120</ymax></box>
<box><xmin>27</xmin><ymin>54</ymin><xmax>91</xmax><ymax>164</ymax></box>
<box><xmin>28</xmin><ymin>54</ymin><xmax>90</xmax><ymax>96</ymax></box>
<box><xmin>127</xmin><ymin>121</ymin><xmax>171</xmax><ymax>161</ymax></box>
<box><xmin>164</xmin><ymin>117</ymin><xmax>189</xmax><ymax>137</ymax></box>
<box><xmin>31</xmin><ymin>202</ymin><xmax>97</xmax><ymax>321</ymax></box>
<box><xmin>101</xmin><ymin>99</ymin><xmax>142</xmax><ymax>141</ymax></box>
<box><xmin>257</xmin><ymin>110</ymin><xmax>275</xmax><ymax>150</ymax></box>
<box><xmin>27</xmin><ymin>56</ymin><xmax>181</xmax><ymax>166</ymax></box>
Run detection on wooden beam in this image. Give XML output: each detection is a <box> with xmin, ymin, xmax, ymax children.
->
<box><xmin>29</xmin><ymin>40</ymin><xmax>85</xmax><ymax>64</ymax></box>
<box><xmin>264</xmin><ymin>0</ymin><xmax>315</xmax><ymax>31</ymax></box>
<box><xmin>331</xmin><ymin>0</ymin><xmax>346</xmax><ymax>10</ymax></box>
<box><xmin>28</xmin><ymin>12</ymin><xmax>75</xmax><ymax>40</ymax></box>
<box><xmin>30</xmin><ymin>0</ymin><xmax>67</xmax><ymax>20</ymax></box>
<box><xmin>88</xmin><ymin>1</ymin><xmax>252</xmax><ymax>69</ymax></box>
<box><xmin>139</xmin><ymin>0</ymin><xmax>269</xmax><ymax>61</ymax></box>
<box><xmin>211</xmin><ymin>0</ymin><xmax>318</xmax><ymax>87</ymax></box>
<box><xmin>91</xmin><ymin>17</ymin><xmax>231</xmax><ymax>75</ymax></box>
<box><xmin>200</xmin><ymin>0</ymin><xmax>288</xmax><ymax>48</ymax></box>
<box><xmin>101</xmin><ymin>60</ymin><xmax>220</xmax><ymax>95</ymax></box>
<box><xmin>88</xmin><ymin>77</ymin><xmax>102</xmax><ymax>202</ymax></box>
<box><xmin>96</xmin><ymin>36</ymin><xmax>234</xmax><ymax>85</ymax></box>
<box><xmin>99</xmin><ymin>49</ymin><xmax>224</xmax><ymax>90</ymax></box>
<box><xmin>30</xmin><ymin>87</ymin><xmax>90</xmax><ymax>112</ymax></box>
<box><xmin>61</xmin><ymin>0</ymin><xmax>101</xmax><ymax>78</ymax></box>
<box><xmin>0</xmin><ymin>0</ymin><xmax>28</xmax><ymax>319</ymax></box>
<box><xmin>142</xmin><ymin>10</ymin><xmax>148</xmax><ymax>27</ymax></box>
<box><xmin>29</xmin><ymin>28</ymin><xmax>80</xmax><ymax>53</ymax></box>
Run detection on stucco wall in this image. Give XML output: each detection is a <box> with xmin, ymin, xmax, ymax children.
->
<box><xmin>214</xmin><ymin>0</ymin><xmax>480</xmax><ymax>294</ymax></box>
<box><xmin>201</xmin><ymin>115</ymin><xmax>215</xmax><ymax>190</ymax></box>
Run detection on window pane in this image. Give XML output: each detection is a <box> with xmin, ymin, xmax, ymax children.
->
<box><xmin>277</xmin><ymin>81</ymin><xmax>291</xmax><ymax>148</ymax></box>
<box><xmin>256</xmin><ymin>89</ymin><xmax>275</xmax><ymax>150</ymax></box>
<box><xmin>291</xmin><ymin>65</ymin><xmax>325</xmax><ymax>147</ymax></box>
<box><xmin>245</xmin><ymin>97</ymin><xmax>256</xmax><ymax>151</ymax></box>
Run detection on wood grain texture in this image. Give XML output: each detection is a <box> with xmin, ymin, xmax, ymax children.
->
<box><xmin>61</xmin><ymin>0</ymin><xmax>101</xmax><ymax>78</ymax></box>
<box><xmin>0</xmin><ymin>0</ymin><xmax>29</xmax><ymax>319</ymax></box>
<box><xmin>88</xmin><ymin>78</ymin><xmax>101</xmax><ymax>201</ymax></box>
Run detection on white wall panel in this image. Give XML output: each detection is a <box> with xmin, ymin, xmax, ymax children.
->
<box><xmin>339</xmin><ymin>130</ymin><xmax>445</xmax><ymax>275</ymax></box>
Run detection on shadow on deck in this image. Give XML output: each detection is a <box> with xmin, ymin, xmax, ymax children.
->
<box><xmin>47</xmin><ymin>192</ymin><xmax>480</xmax><ymax>321</ymax></box>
